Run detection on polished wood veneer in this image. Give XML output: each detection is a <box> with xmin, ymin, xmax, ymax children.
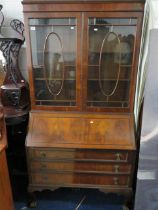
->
<box><xmin>29</xmin><ymin>161</ymin><xmax>131</xmax><ymax>174</ymax></box>
<box><xmin>26</xmin><ymin>111</ymin><xmax>136</xmax><ymax>193</ymax></box>
<box><xmin>26</xmin><ymin>112</ymin><xmax>135</xmax><ymax>149</ymax></box>
<box><xmin>28</xmin><ymin>148</ymin><xmax>129</xmax><ymax>162</ymax></box>
<box><xmin>31</xmin><ymin>173</ymin><xmax>129</xmax><ymax>186</ymax></box>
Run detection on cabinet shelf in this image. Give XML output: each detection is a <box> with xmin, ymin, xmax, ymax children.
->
<box><xmin>35</xmin><ymin>78</ymin><xmax>76</xmax><ymax>81</ymax></box>
<box><xmin>89</xmin><ymin>24</ymin><xmax>136</xmax><ymax>26</ymax></box>
<box><xmin>88</xmin><ymin>64</ymin><xmax>132</xmax><ymax>68</ymax></box>
<box><xmin>87</xmin><ymin>100</ymin><xmax>128</xmax><ymax>103</ymax></box>
<box><xmin>33</xmin><ymin>65</ymin><xmax>76</xmax><ymax>68</ymax></box>
<box><xmin>33</xmin><ymin>65</ymin><xmax>132</xmax><ymax>69</ymax></box>
<box><xmin>88</xmin><ymin>64</ymin><xmax>100</xmax><ymax>67</ymax></box>
<box><xmin>120</xmin><ymin>65</ymin><xmax>133</xmax><ymax>67</ymax></box>
<box><xmin>88</xmin><ymin>78</ymin><xmax>130</xmax><ymax>81</ymax></box>
<box><xmin>36</xmin><ymin>100</ymin><xmax>76</xmax><ymax>106</ymax></box>
<box><xmin>36</xmin><ymin>99</ymin><xmax>76</xmax><ymax>102</ymax></box>
<box><xmin>35</xmin><ymin>78</ymin><xmax>129</xmax><ymax>81</ymax></box>
<box><xmin>30</xmin><ymin>24</ymin><xmax>76</xmax><ymax>27</ymax></box>
<box><xmin>87</xmin><ymin>101</ymin><xmax>129</xmax><ymax>108</ymax></box>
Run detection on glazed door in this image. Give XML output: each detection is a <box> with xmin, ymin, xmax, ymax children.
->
<box><xmin>28</xmin><ymin>13</ymin><xmax>82</xmax><ymax>110</ymax></box>
<box><xmin>83</xmin><ymin>12</ymin><xmax>142</xmax><ymax>112</ymax></box>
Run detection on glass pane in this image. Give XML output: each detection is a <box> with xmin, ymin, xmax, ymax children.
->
<box><xmin>34</xmin><ymin>80</ymin><xmax>76</xmax><ymax>100</ymax></box>
<box><xmin>89</xmin><ymin>18</ymin><xmax>137</xmax><ymax>25</ymax></box>
<box><xmin>87</xmin><ymin>17</ymin><xmax>136</xmax><ymax>108</ymax></box>
<box><xmin>29</xmin><ymin>18</ymin><xmax>77</xmax><ymax>107</ymax></box>
<box><xmin>30</xmin><ymin>25</ymin><xmax>76</xmax><ymax>66</ymax></box>
<box><xmin>29</xmin><ymin>18</ymin><xmax>76</xmax><ymax>25</ymax></box>
<box><xmin>87</xmin><ymin>80</ymin><xmax>130</xmax><ymax>108</ymax></box>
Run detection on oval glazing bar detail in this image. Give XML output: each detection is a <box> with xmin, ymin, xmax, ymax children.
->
<box><xmin>99</xmin><ymin>31</ymin><xmax>121</xmax><ymax>97</ymax></box>
<box><xmin>43</xmin><ymin>32</ymin><xmax>65</xmax><ymax>96</ymax></box>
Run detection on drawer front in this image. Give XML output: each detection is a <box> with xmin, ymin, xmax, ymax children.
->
<box><xmin>30</xmin><ymin>172</ymin><xmax>129</xmax><ymax>186</ymax></box>
<box><xmin>28</xmin><ymin>148</ymin><xmax>129</xmax><ymax>162</ymax></box>
<box><xmin>29</xmin><ymin>161</ymin><xmax>131</xmax><ymax>174</ymax></box>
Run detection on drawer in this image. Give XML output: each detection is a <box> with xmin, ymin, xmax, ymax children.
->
<box><xmin>30</xmin><ymin>172</ymin><xmax>129</xmax><ymax>186</ymax></box>
<box><xmin>29</xmin><ymin>161</ymin><xmax>131</xmax><ymax>174</ymax></box>
<box><xmin>28</xmin><ymin>148</ymin><xmax>129</xmax><ymax>162</ymax></box>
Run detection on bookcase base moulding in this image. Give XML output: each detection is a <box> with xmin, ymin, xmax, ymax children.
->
<box><xmin>26</xmin><ymin>111</ymin><xmax>136</xmax><ymax>197</ymax></box>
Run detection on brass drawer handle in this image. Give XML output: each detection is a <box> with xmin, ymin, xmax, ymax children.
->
<box><xmin>115</xmin><ymin>153</ymin><xmax>121</xmax><ymax>161</ymax></box>
<box><xmin>113</xmin><ymin>177</ymin><xmax>119</xmax><ymax>185</ymax></box>
<box><xmin>114</xmin><ymin>165</ymin><xmax>119</xmax><ymax>173</ymax></box>
<box><xmin>40</xmin><ymin>152</ymin><xmax>46</xmax><ymax>158</ymax></box>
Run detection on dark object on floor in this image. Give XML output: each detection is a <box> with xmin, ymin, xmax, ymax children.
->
<box><xmin>15</xmin><ymin>188</ymin><xmax>125</xmax><ymax>210</ymax></box>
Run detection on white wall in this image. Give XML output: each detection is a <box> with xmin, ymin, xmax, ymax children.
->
<box><xmin>134</xmin><ymin>0</ymin><xmax>158</xmax><ymax>125</ymax></box>
<box><xmin>0</xmin><ymin>0</ymin><xmax>27</xmax><ymax>80</ymax></box>
<box><xmin>1</xmin><ymin>0</ymin><xmax>23</xmax><ymax>25</ymax></box>
<box><xmin>150</xmin><ymin>0</ymin><xmax>158</xmax><ymax>28</ymax></box>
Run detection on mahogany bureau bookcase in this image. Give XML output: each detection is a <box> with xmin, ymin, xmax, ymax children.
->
<box><xmin>22</xmin><ymin>0</ymin><xmax>145</xmax><ymax>199</ymax></box>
